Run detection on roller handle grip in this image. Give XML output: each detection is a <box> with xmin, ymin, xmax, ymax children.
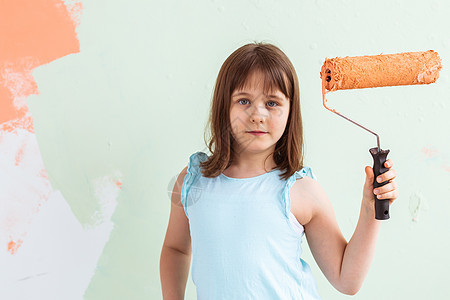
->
<box><xmin>369</xmin><ymin>147</ymin><xmax>390</xmax><ymax>220</ymax></box>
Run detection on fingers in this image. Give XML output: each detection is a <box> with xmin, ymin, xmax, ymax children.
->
<box><xmin>373</xmin><ymin>159</ymin><xmax>398</xmax><ymax>201</ymax></box>
<box><xmin>376</xmin><ymin>190</ymin><xmax>399</xmax><ymax>205</ymax></box>
<box><xmin>376</xmin><ymin>168</ymin><xmax>397</xmax><ymax>183</ymax></box>
<box><xmin>373</xmin><ymin>181</ymin><xmax>398</xmax><ymax>199</ymax></box>
<box><xmin>375</xmin><ymin>189</ymin><xmax>399</xmax><ymax>204</ymax></box>
<box><xmin>384</xmin><ymin>159</ymin><xmax>393</xmax><ymax>168</ymax></box>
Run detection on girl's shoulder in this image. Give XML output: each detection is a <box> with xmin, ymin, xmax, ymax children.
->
<box><xmin>290</xmin><ymin>168</ymin><xmax>328</xmax><ymax>226</ymax></box>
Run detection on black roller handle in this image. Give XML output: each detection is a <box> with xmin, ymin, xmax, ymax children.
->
<box><xmin>369</xmin><ymin>147</ymin><xmax>390</xmax><ymax>220</ymax></box>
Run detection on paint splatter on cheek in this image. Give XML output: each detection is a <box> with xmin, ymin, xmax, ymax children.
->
<box><xmin>0</xmin><ymin>0</ymin><xmax>82</xmax><ymax>254</ymax></box>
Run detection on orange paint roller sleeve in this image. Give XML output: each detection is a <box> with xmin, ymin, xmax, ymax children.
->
<box><xmin>320</xmin><ymin>50</ymin><xmax>442</xmax><ymax>113</ymax></box>
<box><xmin>320</xmin><ymin>50</ymin><xmax>442</xmax><ymax>92</ymax></box>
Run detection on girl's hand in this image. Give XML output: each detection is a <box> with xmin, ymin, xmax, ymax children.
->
<box><xmin>362</xmin><ymin>159</ymin><xmax>398</xmax><ymax>208</ymax></box>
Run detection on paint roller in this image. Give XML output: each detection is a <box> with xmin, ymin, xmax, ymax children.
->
<box><xmin>320</xmin><ymin>50</ymin><xmax>442</xmax><ymax>220</ymax></box>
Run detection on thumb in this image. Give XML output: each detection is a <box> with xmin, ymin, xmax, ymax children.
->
<box><xmin>365</xmin><ymin>166</ymin><xmax>374</xmax><ymax>184</ymax></box>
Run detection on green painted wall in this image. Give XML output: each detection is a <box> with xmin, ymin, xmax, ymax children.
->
<box><xmin>29</xmin><ymin>0</ymin><xmax>450</xmax><ymax>298</ymax></box>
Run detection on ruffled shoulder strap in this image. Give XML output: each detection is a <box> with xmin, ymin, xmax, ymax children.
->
<box><xmin>281</xmin><ymin>166</ymin><xmax>317</xmax><ymax>219</ymax></box>
<box><xmin>180</xmin><ymin>151</ymin><xmax>208</xmax><ymax>218</ymax></box>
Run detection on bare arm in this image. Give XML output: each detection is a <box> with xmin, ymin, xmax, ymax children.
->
<box><xmin>160</xmin><ymin>246</ymin><xmax>191</xmax><ymax>300</ymax></box>
<box><xmin>340</xmin><ymin>162</ymin><xmax>398</xmax><ymax>293</ymax></box>
<box><xmin>160</xmin><ymin>166</ymin><xmax>192</xmax><ymax>300</ymax></box>
<box><xmin>294</xmin><ymin>160</ymin><xmax>398</xmax><ymax>295</ymax></box>
<box><xmin>338</xmin><ymin>198</ymin><xmax>381</xmax><ymax>294</ymax></box>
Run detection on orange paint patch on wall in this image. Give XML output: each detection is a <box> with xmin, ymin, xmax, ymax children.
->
<box><xmin>421</xmin><ymin>147</ymin><xmax>450</xmax><ymax>173</ymax></box>
<box><xmin>7</xmin><ymin>239</ymin><xmax>23</xmax><ymax>255</ymax></box>
<box><xmin>0</xmin><ymin>0</ymin><xmax>82</xmax><ymax>255</ymax></box>
<box><xmin>421</xmin><ymin>147</ymin><xmax>439</xmax><ymax>159</ymax></box>
<box><xmin>0</xmin><ymin>0</ymin><xmax>82</xmax><ymax>128</ymax></box>
<box><xmin>443</xmin><ymin>164</ymin><xmax>450</xmax><ymax>172</ymax></box>
<box><xmin>116</xmin><ymin>180</ymin><xmax>123</xmax><ymax>189</ymax></box>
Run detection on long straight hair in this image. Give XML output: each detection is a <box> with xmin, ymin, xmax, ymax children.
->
<box><xmin>199</xmin><ymin>42</ymin><xmax>304</xmax><ymax>181</ymax></box>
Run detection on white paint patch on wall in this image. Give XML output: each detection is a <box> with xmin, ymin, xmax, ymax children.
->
<box><xmin>0</xmin><ymin>127</ymin><xmax>122</xmax><ymax>298</ymax></box>
<box><xmin>0</xmin><ymin>128</ymin><xmax>52</xmax><ymax>254</ymax></box>
<box><xmin>90</xmin><ymin>172</ymin><xmax>122</xmax><ymax>228</ymax></box>
<box><xmin>0</xmin><ymin>189</ymin><xmax>118</xmax><ymax>299</ymax></box>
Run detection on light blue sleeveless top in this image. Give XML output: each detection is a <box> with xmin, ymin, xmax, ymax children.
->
<box><xmin>181</xmin><ymin>151</ymin><xmax>322</xmax><ymax>300</ymax></box>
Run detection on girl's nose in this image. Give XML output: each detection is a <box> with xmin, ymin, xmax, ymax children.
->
<box><xmin>250</xmin><ymin>107</ymin><xmax>267</xmax><ymax>123</ymax></box>
<box><xmin>251</xmin><ymin>116</ymin><xmax>263</xmax><ymax>123</ymax></box>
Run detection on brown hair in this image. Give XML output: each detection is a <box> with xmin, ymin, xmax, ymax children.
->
<box><xmin>199</xmin><ymin>41</ymin><xmax>304</xmax><ymax>181</ymax></box>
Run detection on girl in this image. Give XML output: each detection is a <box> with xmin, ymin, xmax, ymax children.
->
<box><xmin>160</xmin><ymin>42</ymin><xmax>398</xmax><ymax>299</ymax></box>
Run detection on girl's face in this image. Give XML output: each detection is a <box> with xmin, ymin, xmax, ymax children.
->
<box><xmin>229</xmin><ymin>70</ymin><xmax>290</xmax><ymax>155</ymax></box>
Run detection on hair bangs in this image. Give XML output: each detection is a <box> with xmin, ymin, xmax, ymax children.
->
<box><xmin>231</xmin><ymin>54</ymin><xmax>292</xmax><ymax>100</ymax></box>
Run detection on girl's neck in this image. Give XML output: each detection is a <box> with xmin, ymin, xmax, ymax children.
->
<box><xmin>227</xmin><ymin>149</ymin><xmax>276</xmax><ymax>174</ymax></box>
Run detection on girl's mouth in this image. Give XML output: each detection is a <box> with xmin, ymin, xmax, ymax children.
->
<box><xmin>247</xmin><ymin>131</ymin><xmax>267</xmax><ymax>136</ymax></box>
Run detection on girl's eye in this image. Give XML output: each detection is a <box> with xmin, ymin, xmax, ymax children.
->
<box><xmin>238</xmin><ymin>99</ymin><xmax>279</xmax><ymax>107</ymax></box>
